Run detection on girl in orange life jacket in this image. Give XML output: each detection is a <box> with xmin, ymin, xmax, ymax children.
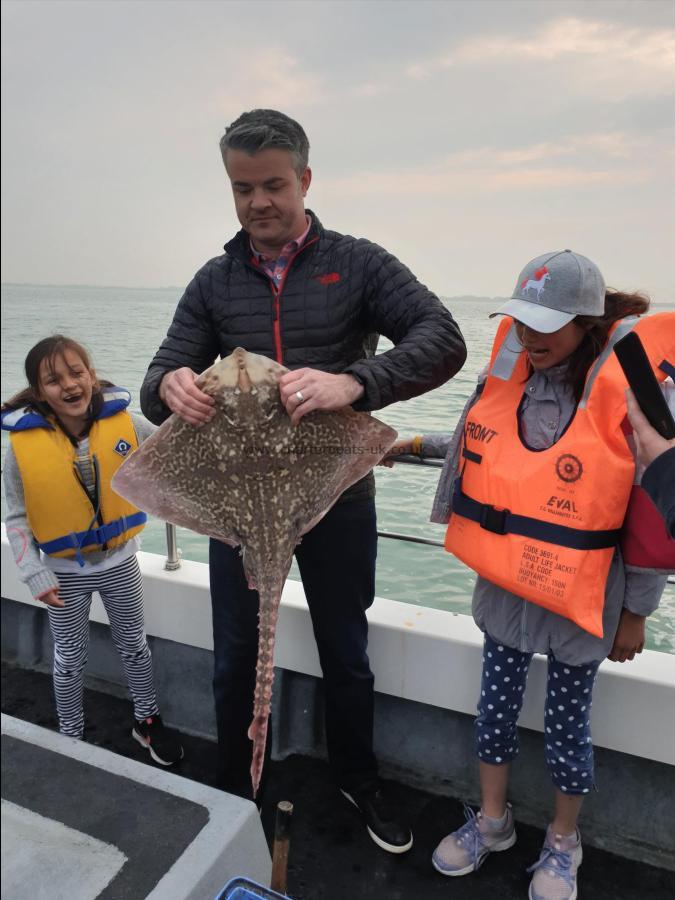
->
<box><xmin>1</xmin><ymin>335</ymin><xmax>183</xmax><ymax>766</ymax></box>
<box><xmin>388</xmin><ymin>251</ymin><xmax>671</xmax><ymax>900</ymax></box>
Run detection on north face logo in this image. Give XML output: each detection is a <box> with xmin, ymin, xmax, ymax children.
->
<box><xmin>114</xmin><ymin>438</ymin><xmax>132</xmax><ymax>457</ymax></box>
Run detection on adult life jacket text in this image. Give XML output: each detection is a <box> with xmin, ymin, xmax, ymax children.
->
<box><xmin>444</xmin><ymin>312</ymin><xmax>675</xmax><ymax>637</ymax></box>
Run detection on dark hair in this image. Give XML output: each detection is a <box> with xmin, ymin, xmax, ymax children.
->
<box><xmin>219</xmin><ymin>109</ymin><xmax>310</xmax><ymax>174</ymax></box>
<box><xmin>523</xmin><ymin>290</ymin><xmax>650</xmax><ymax>402</ymax></box>
<box><xmin>2</xmin><ymin>335</ymin><xmax>111</xmax><ymax>434</ymax></box>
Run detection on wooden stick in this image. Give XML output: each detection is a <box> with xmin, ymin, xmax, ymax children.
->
<box><xmin>270</xmin><ymin>800</ymin><xmax>294</xmax><ymax>895</ymax></box>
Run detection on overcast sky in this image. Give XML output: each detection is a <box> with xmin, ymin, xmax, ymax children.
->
<box><xmin>2</xmin><ymin>0</ymin><xmax>674</xmax><ymax>300</ymax></box>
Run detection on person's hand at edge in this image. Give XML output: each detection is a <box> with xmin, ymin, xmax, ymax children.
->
<box><xmin>379</xmin><ymin>438</ymin><xmax>417</xmax><ymax>467</ymax></box>
<box><xmin>625</xmin><ymin>388</ymin><xmax>675</xmax><ymax>468</ymax></box>
<box><xmin>607</xmin><ymin>609</ymin><xmax>646</xmax><ymax>663</ymax></box>
<box><xmin>37</xmin><ymin>587</ymin><xmax>64</xmax><ymax>608</ymax></box>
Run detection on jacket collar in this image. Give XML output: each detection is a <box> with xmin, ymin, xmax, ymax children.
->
<box><xmin>224</xmin><ymin>209</ymin><xmax>323</xmax><ymax>261</ymax></box>
<box><xmin>1</xmin><ymin>388</ymin><xmax>131</xmax><ymax>433</ymax></box>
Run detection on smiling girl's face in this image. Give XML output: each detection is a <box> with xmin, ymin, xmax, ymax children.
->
<box><xmin>37</xmin><ymin>349</ymin><xmax>96</xmax><ymax>436</ymax></box>
<box><xmin>515</xmin><ymin>320</ymin><xmax>586</xmax><ymax>370</ymax></box>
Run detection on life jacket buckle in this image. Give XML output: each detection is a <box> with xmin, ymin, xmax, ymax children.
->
<box><xmin>479</xmin><ymin>504</ymin><xmax>509</xmax><ymax>535</ymax></box>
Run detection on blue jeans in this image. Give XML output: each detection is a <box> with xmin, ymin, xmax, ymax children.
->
<box><xmin>210</xmin><ymin>496</ymin><xmax>378</xmax><ymax>797</ymax></box>
<box><xmin>475</xmin><ymin>633</ymin><xmax>598</xmax><ymax>794</ymax></box>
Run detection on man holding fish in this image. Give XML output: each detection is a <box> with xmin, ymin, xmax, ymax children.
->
<box><xmin>140</xmin><ymin>109</ymin><xmax>467</xmax><ymax>853</ymax></box>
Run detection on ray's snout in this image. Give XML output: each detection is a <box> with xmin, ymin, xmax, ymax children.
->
<box><xmin>197</xmin><ymin>348</ymin><xmax>288</xmax><ymax>395</ymax></box>
<box><xmin>232</xmin><ymin>348</ymin><xmax>253</xmax><ymax>392</ymax></box>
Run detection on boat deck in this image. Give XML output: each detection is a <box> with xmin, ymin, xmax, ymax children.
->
<box><xmin>2</xmin><ymin>661</ymin><xmax>673</xmax><ymax>900</ymax></box>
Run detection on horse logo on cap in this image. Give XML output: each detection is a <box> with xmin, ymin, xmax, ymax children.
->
<box><xmin>521</xmin><ymin>266</ymin><xmax>550</xmax><ymax>301</ymax></box>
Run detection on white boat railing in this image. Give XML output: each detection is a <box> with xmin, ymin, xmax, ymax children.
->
<box><xmin>164</xmin><ymin>522</ymin><xmax>182</xmax><ymax>571</ymax></box>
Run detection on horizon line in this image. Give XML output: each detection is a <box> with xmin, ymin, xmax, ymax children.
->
<box><xmin>1</xmin><ymin>281</ymin><xmax>503</xmax><ymax>301</ymax></box>
<box><xmin>3</xmin><ymin>282</ymin><xmax>673</xmax><ymax>307</ymax></box>
<box><xmin>1</xmin><ymin>281</ymin><xmax>185</xmax><ymax>292</ymax></box>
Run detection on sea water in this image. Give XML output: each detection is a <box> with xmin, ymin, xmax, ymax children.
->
<box><xmin>2</xmin><ymin>283</ymin><xmax>673</xmax><ymax>654</ymax></box>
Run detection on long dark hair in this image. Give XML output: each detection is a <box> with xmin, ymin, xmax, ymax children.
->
<box><xmin>1</xmin><ymin>335</ymin><xmax>112</xmax><ymax>433</ymax></box>
<box><xmin>522</xmin><ymin>290</ymin><xmax>650</xmax><ymax>403</ymax></box>
<box><xmin>566</xmin><ymin>290</ymin><xmax>650</xmax><ymax>401</ymax></box>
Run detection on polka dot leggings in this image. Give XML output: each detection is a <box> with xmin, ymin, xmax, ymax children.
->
<box><xmin>475</xmin><ymin>633</ymin><xmax>599</xmax><ymax>795</ymax></box>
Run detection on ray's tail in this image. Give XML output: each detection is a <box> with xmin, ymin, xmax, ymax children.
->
<box><xmin>247</xmin><ymin>583</ymin><xmax>283</xmax><ymax>797</ymax></box>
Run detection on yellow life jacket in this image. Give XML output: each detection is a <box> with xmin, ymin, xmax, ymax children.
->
<box><xmin>9</xmin><ymin>402</ymin><xmax>146</xmax><ymax>561</ymax></box>
<box><xmin>444</xmin><ymin>312</ymin><xmax>675</xmax><ymax>637</ymax></box>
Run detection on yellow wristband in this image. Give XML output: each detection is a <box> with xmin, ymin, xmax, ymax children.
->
<box><xmin>411</xmin><ymin>435</ymin><xmax>423</xmax><ymax>456</ymax></box>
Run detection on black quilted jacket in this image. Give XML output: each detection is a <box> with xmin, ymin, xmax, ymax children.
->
<box><xmin>142</xmin><ymin>211</ymin><xmax>466</xmax><ymax>413</ymax></box>
<box><xmin>141</xmin><ymin>212</ymin><xmax>466</xmax><ymax>498</ymax></box>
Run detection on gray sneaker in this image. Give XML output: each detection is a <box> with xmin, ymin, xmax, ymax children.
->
<box><xmin>432</xmin><ymin>803</ymin><xmax>516</xmax><ymax>877</ymax></box>
<box><xmin>527</xmin><ymin>826</ymin><xmax>583</xmax><ymax>900</ymax></box>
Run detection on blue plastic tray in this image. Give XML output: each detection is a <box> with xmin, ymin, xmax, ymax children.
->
<box><xmin>216</xmin><ymin>876</ymin><xmax>290</xmax><ymax>900</ymax></box>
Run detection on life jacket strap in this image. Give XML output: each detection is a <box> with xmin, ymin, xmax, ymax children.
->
<box><xmin>462</xmin><ymin>447</ymin><xmax>483</xmax><ymax>464</ymax></box>
<box><xmin>38</xmin><ymin>511</ymin><xmax>148</xmax><ymax>555</ymax></box>
<box><xmin>452</xmin><ymin>481</ymin><xmax>620</xmax><ymax>551</ymax></box>
<box><xmin>659</xmin><ymin>359</ymin><xmax>675</xmax><ymax>380</ymax></box>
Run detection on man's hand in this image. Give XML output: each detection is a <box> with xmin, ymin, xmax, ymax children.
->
<box><xmin>278</xmin><ymin>369</ymin><xmax>365</xmax><ymax>426</ymax></box>
<box><xmin>626</xmin><ymin>389</ymin><xmax>675</xmax><ymax>468</ymax></box>
<box><xmin>159</xmin><ymin>368</ymin><xmax>215</xmax><ymax>426</ymax></box>
<box><xmin>37</xmin><ymin>588</ymin><xmax>64</xmax><ymax>608</ymax></box>
<box><xmin>608</xmin><ymin>608</ymin><xmax>646</xmax><ymax>662</ymax></box>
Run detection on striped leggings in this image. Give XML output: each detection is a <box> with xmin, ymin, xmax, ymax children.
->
<box><xmin>46</xmin><ymin>555</ymin><xmax>159</xmax><ymax>737</ymax></box>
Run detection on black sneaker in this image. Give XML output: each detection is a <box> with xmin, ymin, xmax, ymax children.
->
<box><xmin>132</xmin><ymin>715</ymin><xmax>184</xmax><ymax>766</ymax></box>
<box><xmin>341</xmin><ymin>784</ymin><xmax>413</xmax><ymax>854</ymax></box>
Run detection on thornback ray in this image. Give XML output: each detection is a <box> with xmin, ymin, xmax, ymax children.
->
<box><xmin>112</xmin><ymin>348</ymin><xmax>397</xmax><ymax>795</ymax></box>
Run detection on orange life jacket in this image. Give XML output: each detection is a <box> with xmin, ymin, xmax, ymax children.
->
<box><xmin>444</xmin><ymin>312</ymin><xmax>675</xmax><ymax>637</ymax></box>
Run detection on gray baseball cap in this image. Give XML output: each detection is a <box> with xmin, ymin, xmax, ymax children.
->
<box><xmin>490</xmin><ymin>250</ymin><xmax>606</xmax><ymax>333</ymax></box>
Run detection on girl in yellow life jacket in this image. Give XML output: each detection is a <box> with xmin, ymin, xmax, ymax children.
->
<box><xmin>387</xmin><ymin>251</ymin><xmax>672</xmax><ymax>900</ymax></box>
<box><xmin>1</xmin><ymin>335</ymin><xmax>183</xmax><ymax>766</ymax></box>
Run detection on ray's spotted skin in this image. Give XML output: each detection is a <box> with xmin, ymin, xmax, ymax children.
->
<box><xmin>113</xmin><ymin>348</ymin><xmax>397</xmax><ymax>794</ymax></box>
